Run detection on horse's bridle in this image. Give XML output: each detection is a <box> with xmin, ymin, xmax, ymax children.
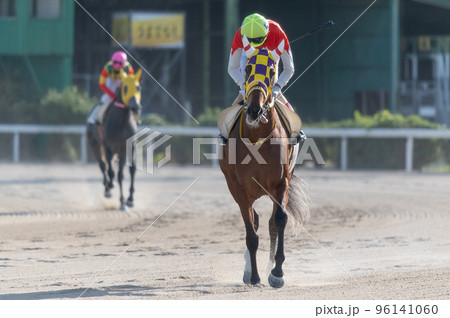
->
<box><xmin>239</xmin><ymin>105</ymin><xmax>277</xmax><ymax>145</ymax></box>
<box><xmin>244</xmin><ymin>83</ymin><xmax>275</xmax><ymax>127</ymax></box>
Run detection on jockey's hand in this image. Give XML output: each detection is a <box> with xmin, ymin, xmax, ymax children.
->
<box><xmin>272</xmin><ymin>85</ymin><xmax>281</xmax><ymax>101</ymax></box>
<box><xmin>239</xmin><ymin>83</ymin><xmax>245</xmax><ymax>97</ymax></box>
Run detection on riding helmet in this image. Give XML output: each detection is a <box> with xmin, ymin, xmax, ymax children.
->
<box><xmin>241</xmin><ymin>13</ymin><xmax>269</xmax><ymax>47</ymax></box>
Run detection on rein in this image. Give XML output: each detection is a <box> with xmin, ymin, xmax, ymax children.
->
<box><xmin>114</xmin><ymin>101</ymin><xmax>126</xmax><ymax>108</ymax></box>
<box><xmin>244</xmin><ymin>98</ymin><xmax>274</xmax><ymax>127</ymax></box>
<box><xmin>245</xmin><ymin>84</ymin><xmax>274</xmax><ymax>127</ymax></box>
<box><xmin>239</xmin><ymin>106</ymin><xmax>277</xmax><ymax>145</ymax></box>
<box><xmin>251</xmin><ymin>100</ymin><xmax>273</xmax><ymax>126</ymax></box>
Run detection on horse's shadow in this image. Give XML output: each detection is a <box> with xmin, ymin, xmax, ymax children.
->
<box><xmin>0</xmin><ymin>283</ymin><xmax>251</xmax><ymax>299</ymax></box>
<box><xmin>0</xmin><ymin>285</ymin><xmax>161</xmax><ymax>299</ymax></box>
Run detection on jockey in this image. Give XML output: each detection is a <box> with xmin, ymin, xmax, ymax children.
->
<box><xmin>228</xmin><ymin>13</ymin><xmax>294</xmax><ymax>111</ymax></box>
<box><xmin>96</xmin><ymin>51</ymin><xmax>134</xmax><ymax>123</ymax></box>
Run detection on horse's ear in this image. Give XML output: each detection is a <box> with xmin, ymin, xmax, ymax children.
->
<box><xmin>120</xmin><ymin>70</ymin><xmax>128</xmax><ymax>80</ymax></box>
<box><xmin>245</xmin><ymin>65</ymin><xmax>252</xmax><ymax>82</ymax></box>
<box><xmin>135</xmin><ymin>69</ymin><xmax>142</xmax><ymax>82</ymax></box>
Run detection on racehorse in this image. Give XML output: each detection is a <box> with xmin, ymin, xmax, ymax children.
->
<box><xmin>219</xmin><ymin>47</ymin><xmax>309</xmax><ymax>288</ymax></box>
<box><xmin>87</xmin><ymin>69</ymin><xmax>142</xmax><ymax>211</ymax></box>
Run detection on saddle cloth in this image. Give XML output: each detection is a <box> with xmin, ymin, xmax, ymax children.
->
<box><xmin>217</xmin><ymin>102</ymin><xmax>302</xmax><ymax>139</ymax></box>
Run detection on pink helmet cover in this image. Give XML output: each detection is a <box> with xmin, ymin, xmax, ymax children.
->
<box><xmin>111</xmin><ymin>51</ymin><xmax>127</xmax><ymax>66</ymax></box>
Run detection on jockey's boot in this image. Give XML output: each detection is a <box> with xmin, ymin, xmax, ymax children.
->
<box><xmin>297</xmin><ymin>130</ymin><xmax>306</xmax><ymax>144</ymax></box>
<box><xmin>96</xmin><ymin>102</ymin><xmax>110</xmax><ymax>125</ymax></box>
<box><xmin>231</xmin><ymin>93</ymin><xmax>244</xmax><ymax>107</ymax></box>
<box><xmin>219</xmin><ymin>133</ymin><xmax>228</xmax><ymax>145</ymax></box>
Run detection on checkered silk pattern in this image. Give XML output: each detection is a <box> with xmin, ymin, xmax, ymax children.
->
<box><xmin>245</xmin><ymin>49</ymin><xmax>277</xmax><ymax>101</ymax></box>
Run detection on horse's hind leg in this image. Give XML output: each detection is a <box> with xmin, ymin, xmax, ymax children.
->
<box><xmin>241</xmin><ymin>205</ymin><xmax>260</xmax><ymax>285</ymax></box>
<box><xmin>267</xmin><ymin>204</ymin><xmax>278</xmax><ymax>273</ymax></box>
<box><xmin>126</xmin><ymin>164</ymin><xmax>136</xmax><ymax>207</ymax></box>
<box><xmin>88</xmin><ymin>132</ymin><xmax>111</xmax><ymax>198</ymax></box>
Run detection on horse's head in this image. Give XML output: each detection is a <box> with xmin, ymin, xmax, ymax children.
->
<box><xmin>243</xmin><ymin>38</ymin><xmax>284</xmax><ymax>126</ymax></box>
<box><xmin>117</xmin><ymin>69</ymin><xmax>143</xmax><ymax>118</ymax></box>
<box><xmin>244</xmin><ymin>60</ymin><xmax>275</xmax><ymax>124</ymax></box>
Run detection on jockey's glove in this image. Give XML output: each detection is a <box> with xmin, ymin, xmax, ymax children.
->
<box><xmin>272</xmin><ymin>85</ymin><xmax>281</xmax><ymax>101</ymax></box>
<box><xmin>239</xmin><ymin>83</ymin><xmax>245</xmax><ymax>98</ymax></box>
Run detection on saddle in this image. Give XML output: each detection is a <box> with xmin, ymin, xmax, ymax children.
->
<box><xmin>217</xmin><ymin>102</ymin><xmax>303</xmax><ymax>140</ymax></box>
<box><xmin>217</xmin><ymin>104</ymin><xmax>244</xmax><ymax>139</ymax></box>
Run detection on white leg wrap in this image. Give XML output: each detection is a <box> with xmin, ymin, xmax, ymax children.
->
<box><xmin>243</xmin><ymin>249</ymin><xmax>252</xmax><ymax>284</ymax></box>
<box><xmin>266</xmin><ymin>259</ymin><xmax>275</xmax><ymax>276</ymax></box>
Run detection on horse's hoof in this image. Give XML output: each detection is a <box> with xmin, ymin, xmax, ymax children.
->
<box><xmin>120</xmin><ymin>204</ymin><xmax>128</xmax><ymax>211</ymax></box>
<box><xmin>126</xmin><ymin>200</ymin><xmax>134</xmax><ymax>208</ymax></box>
<box><xmin>251</xmin><ymin>275</ymin><xmax>261</xmax><ymax>285</ymax></box>
<box><xmin>268</xmin><ymin>273</ymin><xmax>285</xmax><ymax>288</ymax></box>
<box><xmin>243</xmin><ymin>273</ymin><xmax>260</xmax><ymax>285</ymax></box>
<box><xmin>104</xmin><ymin>189</ymin><xmax>112</xmax><ymax>198</ymax></box>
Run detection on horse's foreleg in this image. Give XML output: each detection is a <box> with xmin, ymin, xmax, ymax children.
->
<box><xmin>103</xmin><ymin>147</ymin><xmax>115</xmax><ymax>198</ymax></box>
<box><xmin>99</xmin><ymin>159</ymin><xmax>111</xmax><ymax>198</ymax></box>
<box><xmin>118</xmin><ymin>155</ymin><xmax>126</xmax><ymax>211</ymax></box>
<box><xmin>105</xmin><ymin>147</ymin><xmax>115</xmax><ymax>190</ymax></box>
<box><xmin>268</xmin><ymin>184</ymin><xmax>289</xmax><ymax>288</ymax></box>
<box><xmin>241</xmin><ymin>206</ymin><xmax>260</xmax><ymax>285</ymax></box>
<box><xmin>87</xmin><ymin>132</ymin><xmax>111</xmax><ymax>198</ymax></box>
<box><xmin>127</xmin><ymin>164</ymin><xmax>136</xmax><ymax>207</ymax></box>
<box><xmin>93</xmin><ymin>144</ymin><xmax>110</xmax><ymax>197</ymax></box>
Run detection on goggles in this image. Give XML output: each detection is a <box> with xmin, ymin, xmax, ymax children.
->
<box><xmin>247</xmin><ymin>36</ymin><xmax>267</xmax><ymax>46</ymax></box>
<box><xmin>112</xmin><ymin>60</ymin><xmax>124</xmax><ymax>67</ymax></box>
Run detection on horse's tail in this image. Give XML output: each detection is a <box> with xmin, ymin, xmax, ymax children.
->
<box><xmin>286</xmin><ymin>174</ymin><xmax>310</xmax><ymax>234</ymax></box>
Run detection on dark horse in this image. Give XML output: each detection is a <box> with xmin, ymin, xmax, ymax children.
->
<box><xmin>219</xmin><ymin>48</ymin><xmax>309</xmax><ymax>288</ymax></box>
<box><xmin>87</xmin><ymin>69</ymin><xmax>143</xmax><ymax>211</ymax></box>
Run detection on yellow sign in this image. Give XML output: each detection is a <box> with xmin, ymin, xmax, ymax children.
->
<box><xmin>418</xmin><ymin>36</ymin><xmax>431</xmax><ymax>52</ymax></box>
<box><xmin>131</xmin><ymin>13</ymin><xmax>185</xmax><ymax>48</ymax></box>
<box><xmin>111</xmin><ymin>15</ymin><xmax>130</xmax><ymax>44</ymax></box>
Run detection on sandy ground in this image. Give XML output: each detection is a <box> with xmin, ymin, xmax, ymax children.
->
<box><xmin>0</xmin><ymin>163</ymin><xmax>449</xmax><ymax>299</ymax></box>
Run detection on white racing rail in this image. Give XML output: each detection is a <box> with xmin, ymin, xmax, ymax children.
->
<box><xmin>1</xmin><ymin>124</ymin><xmax>450</xmax><ymax>172</ymax></box>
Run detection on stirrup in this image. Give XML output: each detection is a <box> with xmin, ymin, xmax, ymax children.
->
<box><xmin>219</xmin><ymin>134</ymin><xmax>228</xmax><ymax>145</ymax></box>
<box><xmin>296</xmin><ymin>130</ymin><xmax>306</xmax><ymax>144</ymax></box>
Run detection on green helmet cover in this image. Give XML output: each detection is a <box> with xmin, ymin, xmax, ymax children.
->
<box><xmin>241</xmin><ymin>13</ymin><xmax>269</xmax><ymax>47</ymax></box>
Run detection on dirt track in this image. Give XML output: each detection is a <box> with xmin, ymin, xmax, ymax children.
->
<box><xmin>0</xmin><ymin>164</ymin><xmax>449</xmax><ymax>299</ymax></box>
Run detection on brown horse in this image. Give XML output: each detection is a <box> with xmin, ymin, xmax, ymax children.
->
<box><xmin>219</xmin><ymin>48</ymin><xmax>309</xmax><ymax>288</ymax></box>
